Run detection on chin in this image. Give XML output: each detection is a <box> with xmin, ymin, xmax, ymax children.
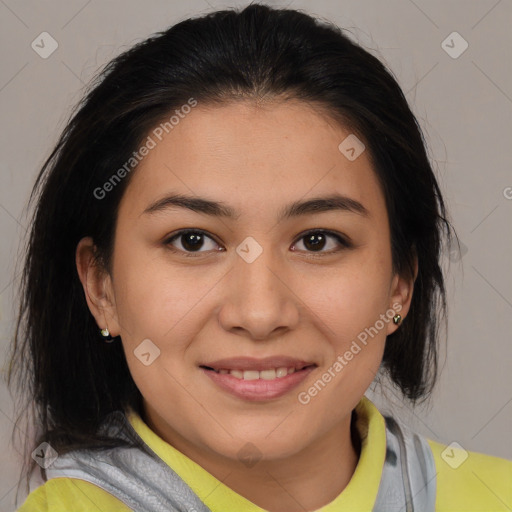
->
<box><xmin>206</xmin><ymin>430</ymin><xmax>307</xmax><ymax>464</ymax></box>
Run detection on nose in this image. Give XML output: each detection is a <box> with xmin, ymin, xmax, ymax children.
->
<box><xmin>217</xmin><ymin>247</ymin><xmax>300</xmax><ymax>341</ymax></box>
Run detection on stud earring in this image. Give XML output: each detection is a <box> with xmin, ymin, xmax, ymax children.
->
<box><xmin>100</xmin><ymin>327</ymin><xmax>114</xmax><ymax>342</ymax></box>
<box><xmin>393</xmin><ymin>314</ymin><xmax>402</xmax><ymax>326</ymax></box>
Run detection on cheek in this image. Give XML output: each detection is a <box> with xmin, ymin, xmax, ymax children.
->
<box><xmin>298</xmin><ymin>250</ymin><xmax>392</xmax><ymax>403</ymax></box>
<box><xmin>114</xmin><ymin>256</ymin><xmax>204</xmax><ymax>403</ymax></box>
<box><xmin>296</xmin><ymin>266</ymin><xmax>390</xmax><ymax>416</ymax></box>
<box><xmin>307</xmin><ymin>252</ymin><xmax>392</xmax><ymax>338</ymax></box>
<box><xmin>112</xmin><ymin>243</ymin><xmax>187</xmax><ymax>330</ymax></box>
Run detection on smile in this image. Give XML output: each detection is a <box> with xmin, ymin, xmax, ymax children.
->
<box><xmin>200</xmin><ymin>362</ymin><xmax>317</xmax><ymax>401</ymax></box>
<box><xmin>201</xmin><ymin>365</ymin><xmax>313</xmax><ymax>380</ymax></box>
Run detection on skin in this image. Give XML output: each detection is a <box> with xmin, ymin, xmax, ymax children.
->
<box><xmin>77</xmin><ymin>99</ymin><xmax>416</xmax><ymax>512</ymax></box>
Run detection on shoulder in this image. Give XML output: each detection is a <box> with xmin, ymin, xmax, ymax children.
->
<box><xmin>17</xmin><ymin>477</ymin><xmax>132</xmax><ymax>512</ymax></box>
<box><xmin>428</xmin><ymin>438</ymin><xmax>512</xmax><ymax>511</ymax></box>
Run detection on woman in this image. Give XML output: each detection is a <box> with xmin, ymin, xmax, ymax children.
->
<box><xmin>9</xmin><ymin>3</ymin><xmax>511</xmax><ymax>511</ymax></box>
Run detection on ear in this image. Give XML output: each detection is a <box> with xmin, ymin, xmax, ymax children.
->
<box><xmin>75</xmin><ymin>237</ymin><xmax>121</xmax><ymax>337</ymax></box>
<box><xmin>386</xmin><ymin>253</ymin><xmax>418</xmax><ymax>336</ymax></box>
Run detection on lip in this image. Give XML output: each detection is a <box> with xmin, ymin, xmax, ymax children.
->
<box><xmin>200</xmin><ymin>356</ymin><xmax>315</xmax><ymax>372</ymax></box>
<box><xmin>201</xmin><ymin>364</ymin><xmax>317</xmax><ymax>401</ymax></box>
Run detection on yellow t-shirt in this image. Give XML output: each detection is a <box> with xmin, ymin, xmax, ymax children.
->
<box><xmin>17</xmin><ymin>396</ymin><xmax>512</xmax><ymax>511</ymax></box>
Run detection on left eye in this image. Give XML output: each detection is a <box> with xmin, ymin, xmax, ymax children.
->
<box><xmin>292</xmin><ymin>230</ymin><xmax>349</xmax><ymax>253</ymax></box>
<box><xmin>164</xmin><ymin>229</ymin><xmax>349</xmax><ymax>256</ymax></box>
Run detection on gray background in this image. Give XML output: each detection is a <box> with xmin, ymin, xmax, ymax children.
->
<box><xmin>1</xmin><ymin>0</ymin><xmax>511</xmax><ymax>510</ymax></box>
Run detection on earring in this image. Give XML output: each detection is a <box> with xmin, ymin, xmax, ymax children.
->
<box><xmin>100</xmin><ymin>327</ymin><xmax>114</xmax><ymax>342</ymax></box>
<box><xmin>393</xmin><ymin>314</ymin><xmax>402</xmax><ymax>326</ymax></box>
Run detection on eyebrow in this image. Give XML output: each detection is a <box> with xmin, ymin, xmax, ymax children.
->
<box><xmin>142</xmin><ymin>192</ymin><xmax>370</xmax><ymax>221</ymax></box>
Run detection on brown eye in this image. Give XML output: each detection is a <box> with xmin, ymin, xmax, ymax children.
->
<box><xmin>292</xmin><ymin>230</ymin><xmax>351</xmax><ymax>254</ymax></box>
<box><xmin>164</xmin><ymin>230</ymin><xmax>221</xmax><ymax>255</ymax></box>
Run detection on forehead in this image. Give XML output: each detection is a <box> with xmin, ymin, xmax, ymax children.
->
<box><xmin>119</xmin><ymin>100</ymin><xmax>386</xmax><ymax>223</ymax></box>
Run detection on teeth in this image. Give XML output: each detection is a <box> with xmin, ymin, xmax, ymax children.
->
<box><xmin>260</xmin><ymin>369</ymin><xmax>276</xmax><ymax>380</ymax></box>
<box><xmin>214</xmin><ymin>366</ymin><xmax>300</xmax><ymax>380</ymax></box>
<box><xmin>276</xmin><ymin>367</ymin><xmax>288</xmax><ymax>378</ymax></box>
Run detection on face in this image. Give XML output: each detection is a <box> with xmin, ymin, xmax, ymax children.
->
<box><xmin>78</xmin><ymin>99</ymin><xmax>413</xmax><ymax>466</ymax></box>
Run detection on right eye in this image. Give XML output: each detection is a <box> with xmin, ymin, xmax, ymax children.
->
<box><xmin>163</xmin><ymin>229</ymin><xmax>223</xmax><ymax>257</ymax></box>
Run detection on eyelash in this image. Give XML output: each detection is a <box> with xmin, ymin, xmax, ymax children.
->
<box><xmin>163</xmin><ymin>229</ymin><xmax>352</xmax><ymax>258</ymax></box>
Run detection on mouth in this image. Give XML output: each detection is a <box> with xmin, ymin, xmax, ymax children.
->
<box><xmin>199</xmin><ymin>357</ymin><xmax>318</xmax><ymax>401</ymax></box>
<box><xmin>199</xmin><ymin>363</ymin><xmax>316</xmax><ymax>381</ymax></box>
